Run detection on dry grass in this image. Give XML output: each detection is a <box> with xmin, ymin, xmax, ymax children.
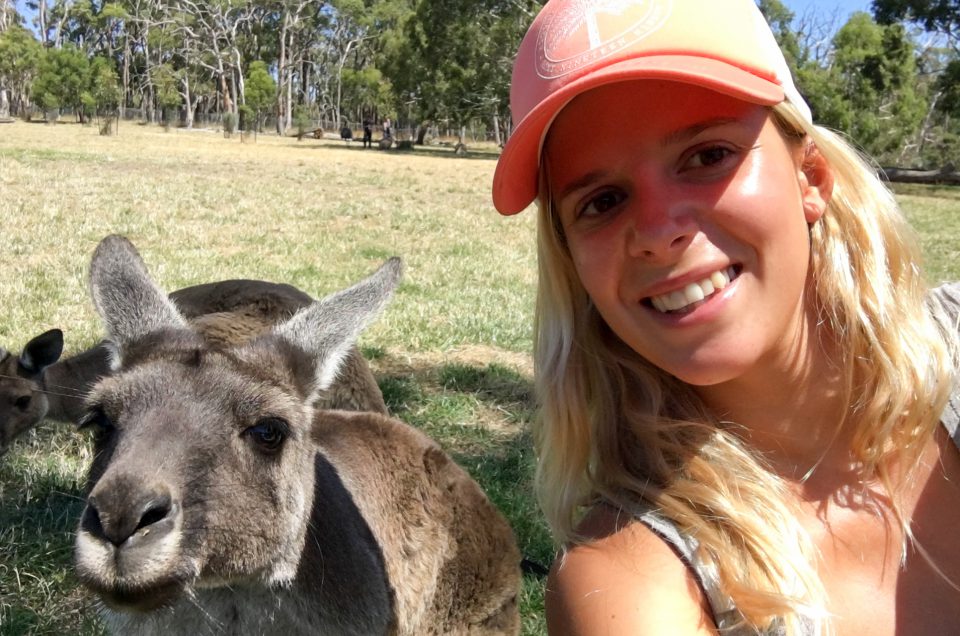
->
<box><xmin>0</xmin><ymin>120</ymin><xmax>537</xmax><ymax>352</ymax></box>
<box><xmin>0</xmin><ymin>120</ymin><xmax>548</xmax><ymax>635</ymax></box>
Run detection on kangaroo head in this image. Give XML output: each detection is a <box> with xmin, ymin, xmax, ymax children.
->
<box><xmin>75</xmin><ymin>235</ymin><xmax>401</xmax><ymax>611</ymax></box>
<box><xmin>0</xmin><ymin>329</ymin><xmax>64</xmax><ymax>456</ymax></box>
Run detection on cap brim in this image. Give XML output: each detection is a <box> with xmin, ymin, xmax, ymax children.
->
<box><xmin>492</xmin><ymin>55</ymin><xmax>785</xmax><ymax>216</ymax></box>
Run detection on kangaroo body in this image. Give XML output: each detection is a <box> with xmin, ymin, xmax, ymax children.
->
<box><xmin>74</xmin><ymin>236</ymin><xmax>521</xmax><ymax>635</ymax></box>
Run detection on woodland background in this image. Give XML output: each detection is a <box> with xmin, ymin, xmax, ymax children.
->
<box><xmin>1</xmin><ymin>0</ymin><xmax>960</xmax><ymax>166</ymax></box>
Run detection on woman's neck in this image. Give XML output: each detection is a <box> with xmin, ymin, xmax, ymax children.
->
<box><xmin>694</xmin><ymin>302</ymin><xmax>855</xmax><ymax>485</ymax></box>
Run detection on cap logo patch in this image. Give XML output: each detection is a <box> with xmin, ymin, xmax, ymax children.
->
<box><xmin>536</xmin><ymin>0</ymin><xmax>672</xmax><ymax>79</ymax></box>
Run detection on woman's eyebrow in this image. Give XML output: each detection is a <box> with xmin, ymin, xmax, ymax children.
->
<box><xmin>556</xmin><ymin>169</ymin><xmax>611</xmax><ymax>202</ymax></box>
<box><xmin>552</xmin><ymin>117</ymin><xmax>744</xmax><ymax>202</ymax></box>
<box><xmin>661</xmin><ymin>117</ymin><xmax>741</xmax><ymax>147</ymax></box>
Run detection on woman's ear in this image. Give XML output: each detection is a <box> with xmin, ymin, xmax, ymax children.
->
<box><xmin>798</xmin><ymin>140</ymin><xmax>834</xmax><ymax>224</ymax></box>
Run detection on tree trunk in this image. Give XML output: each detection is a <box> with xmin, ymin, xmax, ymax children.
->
<box><xmin>234</xmin><ymin>49</ymin><xmax>245</xmax><ymax>105</ymax></box>
<box><xmin>219</xmin><ymin>71</ymin><xmax>233</xmax><ymax>113</ymax></box>
<box><xmin>284</xmin><ymin>31</ymin><xmax>294</xmax><ymax>133</ymax></box>
<box><xmin>881</xmin><ymin>167</ymin><xmax>960</xmax><ymax>185</ymax></box>
<box><xmin>122</xmin><ymin>38</ymin><xmax>130</xmax><ymax>120</ymax></box>
<box><xmin>182</xmin><ymin>75</ymin><xmax>194</xmax><ymax>129</ymax></box>
<box><xmin>276</xmin><ymin>12</ymin><xmax>288</xmax><ymax>135</ymax></box>
<box><xmin>492</xmin><ymin>111</ymin><xmax>501</xmax><ymax>147</ymax></box>
<box><xmin>38</xmin><ymin>0</ymin><xmax>48</xmax><ymax>45</ymax></box>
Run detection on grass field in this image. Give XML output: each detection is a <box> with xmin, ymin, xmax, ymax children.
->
<box><xmin>1</xmin><ymin>120</ymin><xmax>959</xmax><ymax>635</ymax></box>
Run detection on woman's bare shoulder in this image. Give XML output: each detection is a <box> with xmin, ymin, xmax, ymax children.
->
<box><xmin>545</xmin><ymin>503</ymin><xmax>718</xmax><ymax>635</ymax></box>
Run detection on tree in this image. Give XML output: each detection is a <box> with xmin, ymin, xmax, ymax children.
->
<box><xmin>85</xmin><ymin>54</ymin><xmax>122</xmax><ymax>132</ymax></box>
<box><xmin>150</xmin><ymin>61</ymin><xmax>181</xmax><ymax>126</ymax></box>
<box><xmin>387</xmin><ymin>0</ymin><xmax>537</xmax><ymax>146</ymax></box>
<box><xmin>794</xmin><ymin>12</ymin><xmax>926</xmax><ymax>163</ymax></box>
<box><xmin>244</xmin><ymin>59</ymin><xmax>275</xmax><ymax>133</ymax></box>
<box><xmin>31</xmin><ymin>44</ymin><xmax>90</xmax><ymax>121</ymax></box>
<box><xmin>88</xmin><ymin>55</ymin><xmax>122</xmax><ymax>109</ymax></box>
<box><xmin>0</xmin><ymin>24</ymin><xmax>42</xmax><ymax>118</ymax></box>
<box><xmin>873</xmin><ymin>0</ymin><xmax>960</xmax><ymax>47</ymax></box>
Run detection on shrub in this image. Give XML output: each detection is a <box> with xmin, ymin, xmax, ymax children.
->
<box><xmin>222</xmin><ymin>112</ymin><xmax>237</xmax><ymax>138</ymax></box>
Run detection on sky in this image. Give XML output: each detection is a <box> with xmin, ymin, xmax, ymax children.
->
<box><xmin>783</xmin><ymin>0</ymin><xmax>874</xmax><ymax>20</ymax></box>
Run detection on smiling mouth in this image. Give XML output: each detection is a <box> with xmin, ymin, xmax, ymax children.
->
<box><xmin>645</xmin><ymin>265</ymin><xmax>742</xmax><ymax>314</ymax></box>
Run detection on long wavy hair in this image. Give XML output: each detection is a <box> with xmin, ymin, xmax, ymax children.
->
<box><xmin>533</xmin><ymin>98</ymin><xmax>958</xmax><ymax>634</ymax></box>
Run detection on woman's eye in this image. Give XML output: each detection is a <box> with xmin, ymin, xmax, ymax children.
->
<box><xmin>579</xmin><ymin>189</ymin><xmax>625</xmax><ymax>219</ymax></box>
<box><xmin>685</xmin><ymin>146</ymin><xmax>735</xmax><ymax>170</ymax></box>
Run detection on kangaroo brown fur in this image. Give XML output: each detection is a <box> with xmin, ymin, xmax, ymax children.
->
<box><xmin>0</xmin><ymin>277</ymin><xmax>386</xmax><ymax>456</ymax></box>
<box><xmin>74</xmin><ymin>236</ymin><xmax>521</xmax><ymax>635</ymax></box>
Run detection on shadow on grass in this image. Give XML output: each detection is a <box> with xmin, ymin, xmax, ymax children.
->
<box><xmin>0</xmin><ymin>453</ymin><xmax>103</xmax><ymax>634</ymax></box>
<box><xmin>286</xmin><ymin>138</ymin><xmax>501</xmax><ymax>162</ymax></box>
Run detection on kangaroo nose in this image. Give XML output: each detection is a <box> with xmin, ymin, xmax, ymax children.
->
<box><xmin>83</xmin><ymin>485</ymin><xmax>175</xmax><ymax>546</ymax></box>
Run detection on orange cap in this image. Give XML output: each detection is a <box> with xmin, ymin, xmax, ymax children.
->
<box><xmin>492</xmin><ymin>0</ymin><xmax>812</xmax><ymax>215</ymax></box>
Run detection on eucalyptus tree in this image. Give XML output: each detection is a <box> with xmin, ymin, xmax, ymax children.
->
<box><xmin>386</xmin><ymin>0</ymin><xmax>537</xmax><ymax>146</ymax></box>
<box><xmin>173</xmin><ymin>0</ymin><xmax>259</xmax><ymax>114</ymax></box>
<box><xmin>0</xmin><ymin>24</ymin><xmax>42</xmax><ymax>117</ymax></box>
<box><xmin>0</xmin><ymin>0</ymin><xmax>17</xmax><ymax>32</ymax></box>
<box><xmin>873</xmin><ymin>0</ymin><xmax>960</xmax><ymax>49</ymax></box>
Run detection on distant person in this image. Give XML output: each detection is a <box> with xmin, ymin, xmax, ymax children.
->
<box><xmin>491</xmin><ymin>0</ymin><xmax>960</xmax><ymax>633</ymax></box>
<box><xmin>363</xmin><ymin>120</ymin><xmax>373</xmax><ymax>148</ymax></box>
<box><xmin>382</xmin><ymin>117</ymin><xmax>392</xmax><ymax>139</ymax></box>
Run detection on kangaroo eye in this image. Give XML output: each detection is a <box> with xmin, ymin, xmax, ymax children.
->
<box><xmin>245</xmin><ymin>418</ymin><xmax>289</xmax><ymax>454</ymax></box>
<box><xmin>14</xmin><ymin>395</ymin><xmax>31</xmax><ymax>410</ymax></box>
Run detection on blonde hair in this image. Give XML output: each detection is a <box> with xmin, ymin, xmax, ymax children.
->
<box><xmin>533</xmin><ymin>99</ymin><xmax>957</xmax><ymax>633</ymax></box>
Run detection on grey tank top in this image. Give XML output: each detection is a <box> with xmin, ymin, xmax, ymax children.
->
<box><xmin>628</xmin><ymin>282</ymin><xmax>960</xmax><ymax>635</ymax></box>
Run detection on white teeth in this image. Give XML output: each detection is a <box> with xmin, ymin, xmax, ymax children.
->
<box><xmin>710</xmin><ymin>270</ymin><xmax>728</xmax><ymax>291</ymax></box>
<box><xmin>683</xmin><ymin>283</ymin><xmax>704</xmax><ymax>303</ymax></box>
<box><xmin>649</xmin><ymin>267</ymin><xmax>737</xmax><ymax>314</ymax></box>
<box><xmin>667</xmin><ymin>290</ymin><xmax>687</xmax><ymax>311</ymax></box>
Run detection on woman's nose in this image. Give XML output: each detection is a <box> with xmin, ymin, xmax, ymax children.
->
<box><xmin>624</xmin><ymin>193</ymin><xmax>698</xmax><ymax>261</ymax></box>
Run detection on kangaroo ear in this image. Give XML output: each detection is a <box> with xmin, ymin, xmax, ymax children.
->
<box><xmin>89</xmin><ymin>235</ymin><xmax>186</xmax><ymax>351</ymax></box>
<box><xmin>269</xmin><ymin>257</ymin><xmax>403</xmax><ymax>403</ymax></box>
<box><xmin>19</xmin><ymin>328</ymin><xmax>64</xmax><ymax>373</ymax></box>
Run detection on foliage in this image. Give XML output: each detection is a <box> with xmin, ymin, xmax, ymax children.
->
<box><xmin>1</xmin><ymin>0</ymin><xmax>959</xmax><ymax>166</ymax></box>
<box><xmin>222</xmin><ymin>110</ymin><xmax>238</xmax><ymax>136</ymax></box>
<box><xmin>803</xmin><ymin>13</ymin><xmax>925</xmax><ymax>163</ymax></box>
<box><xmin>386</xmin><ymin>0</ymin><xmax>537</xmax><ymax>140</ymax></box>
<box><xmin>31</xmin><ymin>45</ymin><xmax>90</xmax><ymax>117</ymax></box>
<box><xmin>873</xmin><ymin>0</ymin><xmax>960</xmax><ymax>46</ymax></box>
<box><xmin>86</xmin><ymin>55</ymin><xmax>122</xmax><ymax>118</ymax></box>
<box><xmin>0</xmin><ymin>24</ymin><xmax>42</xmax><ymax>116</ymax></box>
<box><xmin>293</xmin><ymin>103</ymin><xmax>314</xmax><ymax>138</ymax></box>
<box><xmin>244</xmin><ymin>60</ymin><xmax>276</xmax><ymax>131</ymax></box>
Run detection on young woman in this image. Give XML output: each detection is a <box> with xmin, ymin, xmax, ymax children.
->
<box><xmin>491</xmin><ymin>1</ymin><xmax>960</xmax><ymax>634</ymax></box>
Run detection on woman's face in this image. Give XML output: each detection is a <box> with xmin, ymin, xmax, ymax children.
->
<box><xmin>544</xmin><ymin>80</ymin><xmax>831</xmax><ymax>388</ymax></box>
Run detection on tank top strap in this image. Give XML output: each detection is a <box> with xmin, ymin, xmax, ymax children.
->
<box><xmin>617</xmin><ymin>502</ymin><xmax>777</xmax><ymax>634</ymax></box>
<box><xmin>928</xmin><ymin>282</ymin><xmax>960</xmax><ymax>449</ymax></box>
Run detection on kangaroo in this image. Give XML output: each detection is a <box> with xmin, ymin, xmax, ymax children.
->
<box><xmin>0</xmin><ymin>277</ymin><xmax>387</xmax><ymax>456</ymax></box>
<box><xmin>74</xmin><ymin>236</ymin><xmax>521</xmax><ymax>635</ymax></box>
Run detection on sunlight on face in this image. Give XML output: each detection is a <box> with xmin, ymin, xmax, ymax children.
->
<box><xmin>544</xmin><ymin>80</ymin><xmax>821</xmax><ymax>392</ymax></box>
